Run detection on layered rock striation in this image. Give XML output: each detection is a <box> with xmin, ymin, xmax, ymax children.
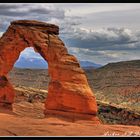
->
<box><xmin>0</xmin><ymin>20</ymin><xmax>100</xmax><ymax>122</ymax></box>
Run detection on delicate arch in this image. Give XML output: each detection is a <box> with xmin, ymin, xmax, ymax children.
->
<box><xmin>0</xmin><ymin>20</ymin><xmax>100</xmax><ymax>122</ymax></box>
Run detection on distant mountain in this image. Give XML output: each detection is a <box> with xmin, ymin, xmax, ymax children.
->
<box><xmin>14</xmin><ymin>57</ymin><xmax>102</xmax><ymax>69</ymax></box>
<box><xmin>100</xmin><ymin>59</ymin><xmax>140</xmax><ymax>69</ymax></box>
<box><xmin>14</xmin><ymin>57</ymin><xmax>48</xmax><ymax>69</ymax></box>
<box><xmin>80</xmin><ymin>61</ymin><xmax>102</xmax><ymax>68</ymax></box>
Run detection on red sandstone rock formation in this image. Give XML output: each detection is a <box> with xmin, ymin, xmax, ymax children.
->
<box><xmin>0</xmin><ymin>20</ymin><xmax>100</xmax><ymax>122</ymax></box>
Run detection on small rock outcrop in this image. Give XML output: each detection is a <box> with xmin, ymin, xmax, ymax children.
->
<box><xmin>0</xmin><ymin>20</ymin><xmax>100</xmax><ymax>122</ymax></box>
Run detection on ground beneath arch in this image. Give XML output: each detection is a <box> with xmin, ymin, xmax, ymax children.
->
<box><xmin>0</xmin><ymin>107</ymin><xmax>140</xmax><ymax>136</ymax></box>
<box><xmin>0</xmin><ymin>84</ymin><xmax>139</xmax><ymax>136</ymax></box>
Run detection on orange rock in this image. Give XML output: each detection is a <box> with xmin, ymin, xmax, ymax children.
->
<box><xmin>0</xmin><ymin>76</ymin><xmax>15</xmax><ymax>109</ymax></box>
<box><xmin>0</xmin><ymin>20</ymin><xmax>100</xmax><ymax>122</ymax></box>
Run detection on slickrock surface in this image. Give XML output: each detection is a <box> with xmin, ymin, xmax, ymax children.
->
<box><xmin>0</xmin><ymin>110</ymin><xmax>139</xmax><ymax>136</ymax></box>
<box><xmin>0</xmin><ymin>20</ymin><xmax>99</xmax><ymax>122</ymax></box>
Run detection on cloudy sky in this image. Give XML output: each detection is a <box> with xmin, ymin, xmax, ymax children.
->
<box><xmin>0</xmin><ymin>3</ymin><xmax>140</xmax><ymax>65</ymax></box>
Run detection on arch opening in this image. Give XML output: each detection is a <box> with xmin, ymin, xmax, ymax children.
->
<box><xmin>9</xmin><ymin>47</ymin><xmax>50</xmax><ymax>96</ymax></box>
<box><xmin>0</xmin><ymin>45</ymin><xmax>50</xmax><ymax>111</ymax></box>
<box><xmin>6</xmin><ymin>47</ymin><xmax>50</xmax><ymax>118</ymax></box>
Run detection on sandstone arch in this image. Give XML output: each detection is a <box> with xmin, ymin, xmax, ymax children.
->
<box><xmin>0</xmin><ymin>20</ymin><xmax>100</xmax><ymax>122</ymax></box>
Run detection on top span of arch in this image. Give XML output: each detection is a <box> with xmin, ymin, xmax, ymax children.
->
<box><xmin>11</xmin><ymin>20</ymin><xmax>59</xmax><ymax>35</ymax></box>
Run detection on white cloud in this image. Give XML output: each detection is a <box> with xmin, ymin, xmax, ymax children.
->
<box><xmin>18</xmin><ymin>47</ymin><xmax>44</xmax><ymax>60</ymax></box>
<box><xmin>0</xmin><ymin>32</ymin><xmax>3</xmax><ymax>37</ymax></box>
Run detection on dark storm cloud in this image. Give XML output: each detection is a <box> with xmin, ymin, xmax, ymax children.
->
<box><xmin>0</xmin><ymin>3</ymin><xmax>65</xmax><ymax>18</ymax></box>
<box><xmin>29</xmin><ymin>8</ymin><xmax>65</xmax><ymax>19</ymax></box>
<box><xmin>0</xmin><ymin>4</ymin><xmax>19</xmax><ymax>9</ymax></box>
<box><xmin>64</xmin><ymin>27</ymin><xmax>140</xmax><ymax>51</ymax></box>
<box><xmin>0</xmin><ymin>11</ymin><xmax>26</xmax><ymax>17</ymax></box>
<box><xmin>0</xmin><ymin>4</ymin><xmax>26</xmax><ymax>16</ymax></box>
<box><xmin>29</xmin><ymin>8</ymin><xmax>51</xmax><ymax>14</ymax></box>
<box><xmin>0</xmin><ymin>3</ymin><xmax>66</xmax><ymax>32</ymax></box>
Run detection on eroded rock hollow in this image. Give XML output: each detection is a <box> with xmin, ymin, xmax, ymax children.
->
<box><xmin>0</xmin><ymin>20</ymin><xmax>100</xmax><ymax>122</ymax></box>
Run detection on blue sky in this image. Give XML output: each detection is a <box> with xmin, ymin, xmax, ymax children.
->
<box><xmin>0</xmin><ymin>3</ymin><xmax>140</xmax><ymax>65</ymax></box>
